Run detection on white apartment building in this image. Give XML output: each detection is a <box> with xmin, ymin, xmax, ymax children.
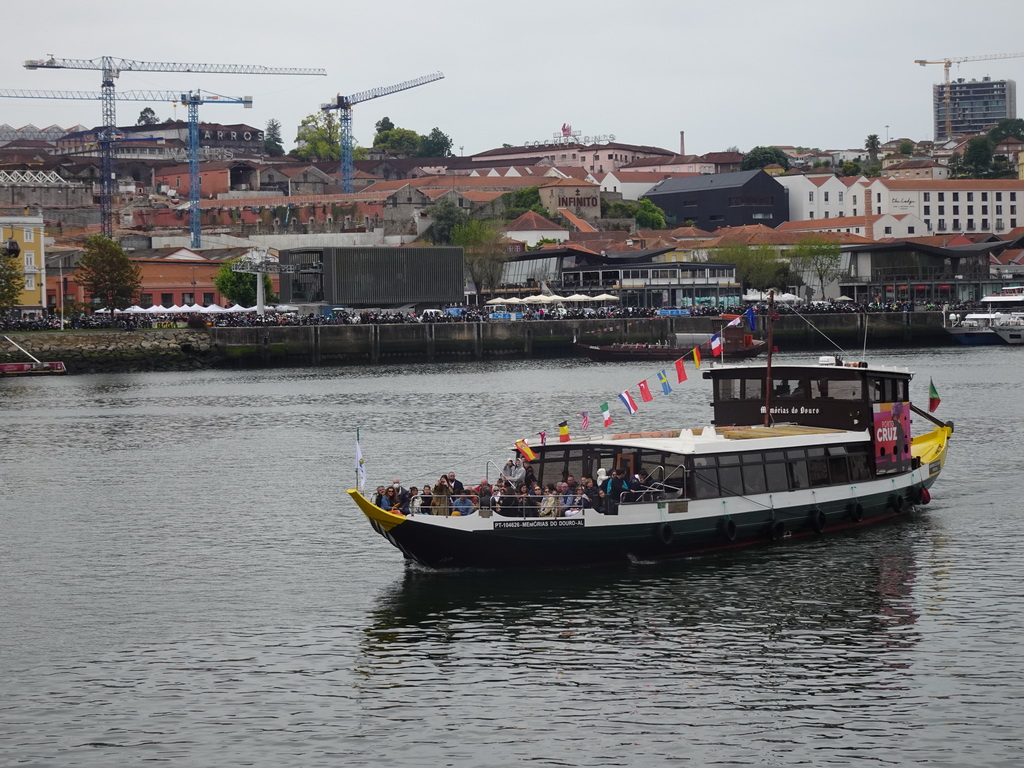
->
<box><xmin>864</xmin><ymin>178</ymin><xmax>1024</xmax><ymax>235</ymax></box>
<box><xmin>775</xmin><ymin>173</ymin><xmax>870</xmax><ymax>222</ymax></box>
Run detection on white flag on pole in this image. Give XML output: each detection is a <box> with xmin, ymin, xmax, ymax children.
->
<box><xmin>355</xmin><ymin>429</ymin><xmax>366</xmax><ymax>491</ymax></box>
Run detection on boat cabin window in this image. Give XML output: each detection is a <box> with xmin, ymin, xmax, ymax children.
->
<box><xmin>687</xmin><ymin>444</ymin><xmax>874</xmax><ymax>499</ymax></box>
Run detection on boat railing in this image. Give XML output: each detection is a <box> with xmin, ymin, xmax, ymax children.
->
<box><xmin>641</xmin><ymin>463</ymin><xmax>687</xmax><ymax>501</ymax></box>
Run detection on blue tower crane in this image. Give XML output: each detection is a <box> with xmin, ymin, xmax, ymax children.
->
<box><xmin>0</xmin><ymin>88</ymin><xmax>252</xmax><ymax>249</ymax></box>
<box><xmin>19</xmin><ymin>55</ymin><xmax>326</xmax><ymax>239</ymax></box>
<box><xmin>321</xmin><ymin>72</ymin><xmax>444</xmax><ymax>193</ymax></box>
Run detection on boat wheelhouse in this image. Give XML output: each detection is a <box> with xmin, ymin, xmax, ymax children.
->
<box><xmin>348</xmin><ymin>354</ymin><xmax>952</xmax><ymax>570</ymax></box>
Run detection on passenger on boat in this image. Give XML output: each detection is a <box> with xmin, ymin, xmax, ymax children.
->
<box><xmin>539</xmin><ymin>486</ymin><xmax>560</xmax><ymax>517</ymax></box>
<box><xmin>446</xmin><ymin>471</ymin><xmax>465</xmax><ymax>494</ymax></box>
<box><xmin>378</xmin><ymin>486</ymin><xmax>398</xmax><ymax>511</ymax></box>
<box><xmin>408</xmin><ymin>487</ymin><xmax>423</xmax><ymax>514</ymax></box>
<box><xmin>420</xmin><ymin>483</ymin><xmax>433</xmax><ymax>510</ymax></box>
<box><xmin>507</xmin><ymin>459</ymin><xmax>526</xmax><ymax>487</ymax></box>
<box><xmin>373</xmin><ymin>485</ymin><xmax>386</xmax><ymax>506</ymax></box>
<box><xmin>523</xmin><ymin>462</ymin><xmax>537</xmax><ymax>488</ymax></box>
<box><xmin>391</xmin><ymin>478</ymin><xmax>409</xmax><ymax>508</ymax></box>
<box><xmin>558</xmin><ymin>482</ymin><xmax>575</xmax><ymax>514</ymax></box>
<box><xmin>451</xmin><ymin>492</ymin><xmax>477</xmax><ymax>516</ymax></box>
<box><xmin>603</xmin><ymin>469</ymin><xmax>632</xmax><ymax>514</ymax></box>
<box><xmin>582</xmin><ymin>478</ymin><xmax>600</xmax><ymax>506</ymax></box>
<box><xmin>593</xmin><ymin>488</ymin><xmax>611</xmax><ymax>514</ymax></box>
<box><xmin>431</xmin><ymin>475</ymin><xmax>453</xmax><ymax>515</ymax></box>
<box><xmin>565</xmin><ymin>474</ymin><xmax>578</xmax><ymax>492</ymax></box>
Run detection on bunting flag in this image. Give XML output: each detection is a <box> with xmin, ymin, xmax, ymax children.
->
<box><xmin>657</xmin><ymin>370</ymin><xmax>672</xmax><ymax>395</ymax></box>
<box><xmin>515</xmin><ymin>439</ymin><xmax>538</xmax><ymax>461</ymax></box>
<box><xmin>710</xmin><ymin>333</ymin><xmax>723</xmax><ymax>357</ymax></box>
<box><xmin>693</xmin><ymin>347</ymin><xmax>702</xmax><ymax>369</ymax></box>
<box><xmin>579</xmin><ymin>411</ymin><xmax>590</xmax><ymax>431</ymax></box>
<box><xmin>619</xmin><ymin>390</ymin><xmax>639</xmax><ymax>415</ymax></box>
<box><xmin>726</xmin><ymin>316</ymin><xmax>742</xmax><ymax>328</ymax></box>
<box><xmin>745</xmin><ymin>306</ymin><xmax>757</xmax><ymax>330</ymax></box>
<box><xmin>600</xmin><ymin>401</ymin><xmax>613</xmax><ymax>427</ymax></box>
<box><xmin>537</xmin><ymin>430</ymin><xmax>547</xmax><ymax>446</ymax></box>
<box><xmin>637</xmin><ymin>380</ymin><xmax>654</xmax><ymax>402</ymax></box>
<box><xmin>928</xmin><ymin>378</ymin><xmax>941</xmax><ymax>413</ymax></box>
<box><xmin>355</xmin><ymin>429</ymin><xmax>366</xmax><ymax>491</ymax></box>
<box><xmin>675</xmin><ymin>357</ymin><xmax>688</xmax><ymax>383</ymax></box>
<box><xmin>558</xmin><ymin>421</ymin><xmax>570</xmax><ymax>442</ymax></box>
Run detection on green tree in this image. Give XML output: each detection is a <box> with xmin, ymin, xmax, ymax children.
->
<box><xmin>0</xmin><ymin>246</ymin><xmax>25</xmax><ymax>313</ymax></box>
<box><xmin>865</xmin><ymin>134</ymin><xmax>881</xmax><ymax>165</ymax></box>
<box><xmin>372</xmin><ymin>127</ymin><xmax>421</xmax><ymax>156</ymax></box>
<box><xmin>988</xmin><ymin>118</ymin><xmax>1024</xmax><ymax>143</ymax></box>
<box><xmin>425</xmin><ymin>199</ymin><xmax>469</xmax><ymax>245</ymax></box>
<box><xmin>136</xmin><ymin>107</ymin><xmax>159</xmax><ymax>126</ymax></box>
<box><xmin>788</xmin><ymin>237</ymin><xmax>842</xmax><ymax>300</ymax></box>
<box><xmin>374</xmin><ymin>116</ymin><xmax>395</xmax><ymax>136</ymax></box>
<box><xmin>290</xmin><ymin>111</ymin><xmax>340</xmax><ymax>161</ymax></box>
<box><xmin>898</xmin><ymin>140</ymin><xmax>915</xmax><ymax>155</ymax></box>
<box><xmin>707</xmin><ymin>244</ymin><xmax>783</xmax><ymax>291</ymax></box>
<box><xmin>74</xmin><ymin>235</ymin><xmax>142</xmax><ymax>313</ymax></box>
<box><xmin>839</xmin><ymin>160</ymin><xmax>862</xmax><ymax>177</ymax></box>
<box><xmin>501</xmin><ymin>186</ymin><xmax>549</xmax><ymax>220</ymax></box>
<box><xmin>635</xmin><ymin>199</ymin><xmax>667</xmax><ymax>229</ymax></box>
<box><xmin>740</xmin><ymin>146</ymin><xmax>790</xmax><ymax>171</ymax></box>
<box><xmin>452</xmin><ymin>219</ymin><xmax>506</xmax><ymax>298</ymax></box>
<box><xmin>964</xmin><ymin>136</ymin><xmax>994</xmax><ymax>178</ymax></box>
<box><xmin>418</xmin><ymin>127</ymin><xmax>454</xmax><ymax>157</ymax></box>
<box><xmin>947</xmin><ymin>151</ymin><xmax>966</xmax><ymax>178</ymax></box>
<box><xmin>213</xmin><ymin>260</ymin><xmax>273</xmax><ymax>306</ymax></box>
<box><xmin>264</xmin><ymin>119</ymin><xmax>285</xmax><ymax>157</ymax></box>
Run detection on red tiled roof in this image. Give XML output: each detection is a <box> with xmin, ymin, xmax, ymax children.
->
<box><xmin>504</xmin><ymin>210</ymin><xmax>567</xmax><ymax>232</ymax></box>
<box><xmin>557</xmin><ymin>208</ymin><xmax>597</xmax><ymax>233</ymax></box>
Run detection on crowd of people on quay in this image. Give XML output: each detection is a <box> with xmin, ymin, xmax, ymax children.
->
<box><xmin>0</xmin><ymin>298</ymin><xmax>983</xmax><ymax>333</ymax></box>
<box><xmin>370</xmin><ymin>459</ymin><xmax>655</xmax><ymax>518</ymax></box>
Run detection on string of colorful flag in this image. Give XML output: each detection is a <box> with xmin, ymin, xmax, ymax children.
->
<box><xmin>513</xmin><ymin>307</ymin><xmax>758</xmax><ymax>462</ymax></box>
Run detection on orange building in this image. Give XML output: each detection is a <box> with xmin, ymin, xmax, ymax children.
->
<box><xmin>46</xmin><ymin>247</ymin><xmax>280</xmax><ymax>311</ymax></box>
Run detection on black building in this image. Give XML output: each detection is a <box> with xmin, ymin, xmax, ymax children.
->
<box><xmin>279</xmin><ymin>246</ymin><xmax>464</xmax><ymax>308</ymax></box>
<box><xmin>644</xmin><ymin>170</ymin><xmax>789</xmax><ymax>231</ymax></box>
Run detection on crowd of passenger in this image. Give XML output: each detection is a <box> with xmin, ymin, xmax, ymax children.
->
<box><xmin>370</xmin><ymin>459</ymin><xmax>656</xmax><ymax>518</ymax></box>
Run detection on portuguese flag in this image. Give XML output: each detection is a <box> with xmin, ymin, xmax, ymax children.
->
<box><xmin>928</xmin><ymin>378</ymin><xmax>941</xmax><ymax>413</ymax></box>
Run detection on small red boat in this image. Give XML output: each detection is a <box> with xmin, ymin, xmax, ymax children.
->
<box><xmin>0</xmin><ymin>361</ymin><xmax>67</xmax><ymax>375</ymax></box>
<box><xmin>578</xmin><ymin>325</ymin><xmax>766</xmax><ymax>362</ymax></box>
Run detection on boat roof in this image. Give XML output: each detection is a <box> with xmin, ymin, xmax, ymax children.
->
<box><xmin>704</xmin><ymin>356</ymin><xmax>912</xmax><ymax>377</ymax></box>
<box><xmin>525</xmin><ymin>424</ymin><xmax>867</xmax><ymax>455</ymax></box>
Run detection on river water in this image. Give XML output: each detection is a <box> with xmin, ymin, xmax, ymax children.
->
<box><xmin>1</xmin><ymin>346</ymin><xmax>1022</xmax><ymax>767</ymax></box>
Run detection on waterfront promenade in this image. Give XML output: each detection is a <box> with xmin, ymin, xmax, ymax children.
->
<box><xmin>0</xmin><ymin>313</ymin><xmax>952</xmax><ymax>373</ymax></box>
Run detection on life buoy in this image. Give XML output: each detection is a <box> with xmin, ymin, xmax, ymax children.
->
<box><xmin>768</xmin><ymin>520</ymin><xmax>785</xmax><ymax>541</ymax></box>
<box><xmin>810</xmin><ymin>507</ymin><xmax>826</xmax><ymax>534</ymax></box>
<box><xmin>888</xmin><ymin>493</ymin><xmax>905</xmax><ymax>513</ymax></box>
<box><xmin>921</xmin><ymin>487</ymin><xmax>931</xmax><ymax>505</ymax></box>
<box><xmin>657</xmin><ymin>522</ymin><xmax>674</xmax><ymax>545</ymax></box>
<box><xmin>722</xmin><ymin>517</ymin><xmax>737</xmax><ymax>542</ymax></box>
<box><xmin>848</xmin><ymin>502</ymin><xmax>864</xmax><ymax>522</ymax></box>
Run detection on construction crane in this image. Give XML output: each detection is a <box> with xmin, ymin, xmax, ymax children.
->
<box><xmin>21</xmin><ymin>56</ymin><xmax>327</xmax><ymax>239</ymax></box>
<box><xmin>914</xmin><ymin>52</ymin><xmax>1024</xmax><ymax>140</ymax></box>
<box><xmin>0</xmin><ymin>88</ymin><xmax>252</xmax><ymax>249</ymax></box>
<box><xmin>322</xmin><ymin>72</ymin><xmax>444</xmax><ymax>193</ymax></box>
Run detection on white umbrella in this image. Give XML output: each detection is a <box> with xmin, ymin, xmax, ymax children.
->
<box><xmin>485</xmin><ymin>297</ymin><xmax>510</xmax><ymax>305</ymax></box>
<box><xmin>522</xmin><ymin>294</ymin><xmax>549</xmax><ymax>304</ymax></box>
<box><xmin>123</xmin><ymin>305</ymin><xmax>146</xmax><ymax>314</ymax></box>
<box><xmin>565</xmin><ymin>293</ymin><xmax>592</xmax><ymax>302</ymax></box>
<box><xmin>165</xmin><ymin>304</ymin><xmax>184</xmax><ymax>313</ymax></box>
<box><xmin>226</xmin><ymin>304</ymin><xmax>250</xmax><ymax>313</ymax></box>
<box><xmin>593</xmin><ymin>293</ymin><xmax>619</xmax><ymax>301</ymax></box>
<box><xmin>503</xmin><ymin>297</ymin><xmax>524</xmax><ymax>305</ymax></box>
<box><xmin>546</xmin><ymin>294</ymin><xmax>568</xmax><ymax>302</ymax></box>
<box><xmin>836</xmin><ymin>295</ymin><xmax>855</xmax><ymax>302</ymax></box>
<box><xmin>202</xmin><ymin>304</ymin><xmax>228</xmax><ymax>313</ymax></box>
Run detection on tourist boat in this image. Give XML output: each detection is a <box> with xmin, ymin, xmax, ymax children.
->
<box><xmin>945</xmin><ymin>286</ymin><xmax>1024</xmax><ymax>345</ymax></box>
<box><xmin>578</xmin><ymin>325</ymin><xmax>766</xmax><ymax>362</ymax></box>
<box><xmin>349</xmin><ymin>321</ymin><xmax>953</xmax><ymax>569</ymax></box>
<box><xmin>1</xmin><ymin>336</ymin><xmax>67</xmax><ymax>375</ymax></box>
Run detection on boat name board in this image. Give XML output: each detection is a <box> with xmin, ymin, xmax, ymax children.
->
<box><xmin>493</xmin><ymin>519</ymin><xmax>585</xmax><ymax>529</ymax></box>
<box><xmin>760</xmin><ymin>406</ymin><xmax>821</xmax><ymax>416</ymax></box>
<box><xmin>930</xmin><ymin>460</ymin><xmax>941</xmax><ymax>476</ymax></box>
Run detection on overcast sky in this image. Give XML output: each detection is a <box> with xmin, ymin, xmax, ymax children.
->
<box><xmin>2</xmin><ymin>0</ymin><xmax>1022</xmax><ymax>157</ymax></box>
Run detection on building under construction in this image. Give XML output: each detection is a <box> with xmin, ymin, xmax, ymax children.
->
<box><xmin>933</xmin><ymin>77</ymin><xmax>1017</xmax><ymax>142</ymax></box>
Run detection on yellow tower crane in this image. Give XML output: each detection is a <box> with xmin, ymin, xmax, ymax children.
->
<box><xmin>915</xmin><ymin>52</ymin><xmax>1024</xmax><ymax>140</ymax></box>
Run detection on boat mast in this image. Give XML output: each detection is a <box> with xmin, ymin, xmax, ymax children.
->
<box><xmin>763</xmin><ymin>291</ymin><xmax>774</xmax><ymax>427</ymax></box>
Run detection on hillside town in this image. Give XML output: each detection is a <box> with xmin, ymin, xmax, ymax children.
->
<box><xmin>2</xmin><ymin>104</ymin><xmax>1024</xmax><ymax>319</ymax></box>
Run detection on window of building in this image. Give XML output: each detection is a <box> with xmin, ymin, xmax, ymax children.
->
<box><xmin>824</xmin><ymin>212</ymin><xmax>829</xmax><ymax>218</ymax></box>
<box><xmin>809</xmin><ymin>211</ymin><xmax>814</xmax><ymax>218</ymax></box>
<box><xmin>924</xmin><ymin>206</ymin><xmax>931</xmax><ymax>215</ymax></box>
<box><xmin>938</xmin><ymin>219</ymin><xmax>947</xmax><ymax>230</ymax></box>
<box><xmin>996</xmin><ymin>219</ymin><xmax>1004</xmax><ymax>230</ymax></box>
<box><xmin>996</xmin><ymin>192</ymin><xmax>1003</xmax><ymax>201</ymax></box>
<box><xmin>967</xmin><ymin>219</ymin><xmax>975</xmax><ymax>230</ymax></box>
<box><xmin>824</xmin><ymin>191</ymin><xmax>830</xmax><ymax>202</ymax></box>
<box><xmin>25</xmin><ymin>274</ymin><xmax>35</xmax><ymax>290</ymax></box>
<box><xmin>853</xmin><ymin>208</ymin><xmax>858</xmax><ymax>216</ymax></box>
<box><xmin>23</xmin><ymin>228</ymin><xmax>34</xmax><ymax>242</ymax></box>
<box><xmin>1013</xmin><ymin>205</ymin><xmax>1018</xmax><ymax>214</ymax></box>
<box><xmin>808</xmin><ymin>191</ymin><xmax>814</xmax><ymax>202</ymax></box>
<box><xmin>161</xmin><ymin>293</ymin><xmax>173</xmax><ymax>306</ymax></box>
<box><xmin>953</xmin><ymin>192</ymin><xmax>960</xmax><ymax>201</ymax></box>
<box><xmin>982</xmin><ymin>219</ymin><xmax>989</xmax><ymax>230</ymax></box>
<box><xmin>925</xmin><ymin>219</ymin><xmax>931</xmax><ymax>231</ymax></box>
<box><xmin>996</xmin><ymin>205</ymin><xmax>1003</xmax><ymax>215</ymax></box>
<box><xmin>982</xmin><ymin>192</ymin><xmax>988</xmax><ymax>201</ymax></box>
<box><xmin>203</xmin><ymin>292</ymin><xmax>215</xmax><ymax>306</ymax></box>
<box><xmin>924</xmin><ymin>192</ymin><xmax>931</xmax><ymax>202</ymax></box>
<box><xmin>939</xmin><ymin>205</ymin><xmax>945</xmax><ymax>215</ymax></box>
<box><xmin>876</xmin><ymin>193</ymin><xmax>881</xmax><ymax>204</ymax></box>
<box><xmin>938</xmin><ymin>192</ymin><xmax>945</xmax><ymax>201</ymax></box>
<box><xmin>908</xmin><ymin>226</ymin><xmax>915</xmax><ymax>234</ymax></box>
<box><xmin>182</xmin><ymin>292</ymin><xmax>195</xmax><ymax>305</ymax></box>
<box><xmin>1012</xmin><ymin>219</ymin><xmax>1018</xmax><ymax>228</ymax></box>
<box><xmin>24</xmin><ymin>251</ymin><xmax>34</xmax><ymax>267</ymax></box>
<box><xmin>884</xmin><ymin>226</ymin><xmax>892</xmax><ymax>234</ymax></box>
<box><xmin>952</xmin><ymin>219</ymin><xmax>960</xmax><ymax>230</ymax></box>
<box><xmin>953</xmin><ymin>206</ymin><xmax>960</xmax><ymax>215</ymax></box>
<box><xmin>853</xmin><ymin>195</ymin><xmax>858</xmax><ymax>205</ymax></box>
<box><xmin>967</xmin><ymin>205</ymin><xmax>974</xmax><ymax>215</ymax></box>
<box><xmin>839</xmin><ymin>191</ymin><xmax>844</xmax><ymax>203</ymax></box>
<box><xmin>967</xmin><ymin>192</ymin><xmax>974</xmax><ymax>201</ymax></box>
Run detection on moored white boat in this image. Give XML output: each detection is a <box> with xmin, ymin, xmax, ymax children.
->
<box><xmin>946</xmin><ymin>286</ymin><xmax>1024</xmax><ymax>345</ymax></box>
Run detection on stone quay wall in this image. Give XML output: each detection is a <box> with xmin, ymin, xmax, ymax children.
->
<box><xmin>1</xmin><ymin>313</ymin><xmax>951</xmax><ymax>373</ymax></box>
<box><xmin>0</xmin><ymin>330</ymin><xmax>215</xmax><ymax>374</ymax></box>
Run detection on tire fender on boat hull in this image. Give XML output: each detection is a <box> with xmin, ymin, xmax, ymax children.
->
<box><xmin>721</xmin><ymin>517</ymin><xmax>738</xmax><ymax>542</ymax></box>
<box><xmin>848</xmin><ymin>502</ymin><xmax>864</xmax><ymax>522</ymax></box>
<box><xmin>657</xmin><ymin>522</ymin><xmax>674</xmax><ymax>546</ymax></box>
<box><xmin>809</xmin><ymin>507</ymin><xmax>826</xmax><ymax>534</ymax></box>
